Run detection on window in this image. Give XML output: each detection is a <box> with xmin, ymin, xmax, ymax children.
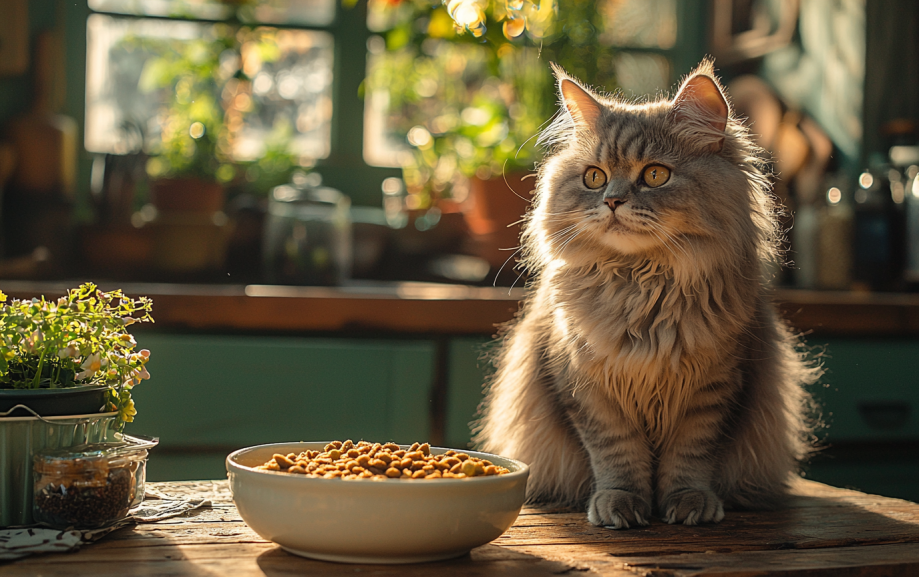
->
<box><xmin>86</xmin><ymin>15</ymin><xmax>334</xmax><ymax>161</ymax></box>
<box><xmin>85</xmin><ymin>0</ymin><xmax>394</xmax><ymax>205</ymax></box>
<box><xmin>85</xmin><ymin>0</ymin><xmax>705</xmax><ymax>208</ymax></box>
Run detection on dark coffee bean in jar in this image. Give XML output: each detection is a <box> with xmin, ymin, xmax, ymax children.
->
<box><xmin>32</xmin><ymin>441</ymin><xmax>153</xmax><ymax>530</ymax></box>
<box><xmin>34</xmin><ymin>466</ymin><xmax>133</xmax><ymax>529</ymax></box>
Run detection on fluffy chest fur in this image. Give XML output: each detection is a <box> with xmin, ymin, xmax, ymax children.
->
<box><xmin>537</xmin><ymin>258</ymin><xmax>754</xmax><ymax>440</ymax></box>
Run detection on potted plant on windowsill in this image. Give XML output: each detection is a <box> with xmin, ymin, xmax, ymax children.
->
<box><xmin>0</xmin><ymin>283</ymin><xmax>153</xmax><ymax>527</ymax></box>
<box><xmin>131</xmin><ymin>18</ymin><xmax>237</xmax><ymax>213</ymax></box>
<box><xmin>363</xmin><ymin>0</ymin><xmax>616</xmax><ymax>274</ymax></box>
<box><xmin>122</xmin><ymin>22</ymin><xmax>302</xmax><ymax>274</ymax></box>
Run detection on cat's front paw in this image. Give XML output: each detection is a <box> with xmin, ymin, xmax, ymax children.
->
<box><xmin>587</xmin><ymin>489</ymin><xmax>652</xmax><ymax>530</ymax></box>
<box><xmin>661</xmin><ymin>489</ymin><xmax>725</xmax><ymax>525</ymax></box>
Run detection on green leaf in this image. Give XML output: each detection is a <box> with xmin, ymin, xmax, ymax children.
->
<box><xmin>138</xmin><ymin>57</ymin><xmax>173</xmax><ymax>93</ymax></box>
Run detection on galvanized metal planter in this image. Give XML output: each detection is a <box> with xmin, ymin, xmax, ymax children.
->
<box><xmin>0</xmin><ymin>411</ymin><xmax>117</xmax><ymax>527</ymax></box>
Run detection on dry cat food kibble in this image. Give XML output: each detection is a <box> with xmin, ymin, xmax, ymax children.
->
<box><xmin>255</xmin><ymin>441</ymin><xmax>511</xmax><ymax>480</ymax></box>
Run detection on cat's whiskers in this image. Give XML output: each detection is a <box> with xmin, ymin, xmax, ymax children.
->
<box><xmin>546</xmin><ymin>222</ymin><xmax>581</xmax><ymax>237</ymax></box>
<box><xmin>537</xmin><ymin>212</ymin><xmax>591</xmax><ymax>230</ymax></box>
<box><xmin>543</xmin><ymin>224</ymin><xmax>583</xmax><ymax>252</ymax></box>
<box><xmin>494</xmin><ymin>246</ymin><xmax>525</xmax><ymax>289</ymax></box>
<box><xmin>547</xmin><ymin>220</ymin><xmax>595</xmax><ymax>247</ymax></box>
<box><xmin>555</xmin><ymin>222</ymin><xmax>591</xmax><ymax>256</ymax></box>
<box><xmin>643</xmin><ymin>226</ymin><xmax>681</xmax><ymax>261</ymax></box>
<box><xmin>644</xmin><ymin>220</ymin><xmax>691</xmax><ymax>260</ymax></box>
<box><xmin>539</xmin><ymin>208</ymin><xmax>588</xmax><ymax>217</ymax></box>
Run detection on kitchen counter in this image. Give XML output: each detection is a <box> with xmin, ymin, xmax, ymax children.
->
<box><xmin>3</xmin><ymin>280</ymin><xmax>919</xmax><ymax>336</ymax></box>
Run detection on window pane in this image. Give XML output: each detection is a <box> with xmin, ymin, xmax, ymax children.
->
<box><xmin>239</xmin><ymin>0</ymin><xmax>336</xmax><ymax>27</ymax></box>
<box><xmin>363</xmin><ymin>38</ymin><xmax>549</xmax><ymax>180</ymax></box>
<box><xmin>240</xmin><ymin>27</ymin><xmax>334</xmax><ymax>161</ymax></box>
<box><xmin>600</xmin><ymin>0</ymin><xmax>677</xmax><ymax>49</ymax></box>
<box><xmin>89</xmin><ymin>0</ymin><xmax>234</xmax><ymax>20</ymax></box>
<box><xmin>85</xmin><ymin>14</ymin><xmax>333</xmax><ymax>161</ymax></box>
<box><xmin>89</xmin><ymin>0</ymin><xmax>335</xmax><ymax>27</ymax></box>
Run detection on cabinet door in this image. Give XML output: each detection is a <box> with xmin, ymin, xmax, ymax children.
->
<box><xmin>127</xmin><ymin>334</ymin><xmax>434</xmax><ymax>480</ymax></box>
<box><xmin>812</xmin><ymin>338</ymin><xmax>919</xmax><ymax>442</ymax></box>
<box><xmin>445</xmin><ymin>337</ymin><xmax>493</xmax><ymax>449</ymax></box>
<box><xmin>799</xmin><ymin>338</ymin><xmax>919</xmax><ymax>502</ymax></box>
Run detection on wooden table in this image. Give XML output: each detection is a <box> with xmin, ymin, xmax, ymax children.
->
<box><xmin>2</xmin><ymin>479</ymin><xmax>918</xmax><ymax>576</ymax></box>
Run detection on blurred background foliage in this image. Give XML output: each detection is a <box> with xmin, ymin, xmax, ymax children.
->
<box><xmin>132</xmin><ymin>24</ymin><xmax>303</xmax><ymax>191</ymax></box>
<box><xmin>362</xmin><ymin>0</ymin><xmax>618</xmax><ymax>205</ymax></box>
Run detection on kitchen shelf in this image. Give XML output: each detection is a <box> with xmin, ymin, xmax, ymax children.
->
<box><xmin>3</xmin><ymin>281</ymin><xmax>919</xmax><ymax>336</ymax></box>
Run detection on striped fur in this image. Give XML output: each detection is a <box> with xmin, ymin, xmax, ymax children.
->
<box><xmin>473</xmin><ymin>61</ymin><xmax>820</xmax><ymax>528</ymax></box>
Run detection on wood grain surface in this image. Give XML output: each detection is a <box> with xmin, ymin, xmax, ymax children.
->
<box><xmin>1</xmin><ymin>478</ymin><xmax>918</xmax><ymax>576</ymax></box>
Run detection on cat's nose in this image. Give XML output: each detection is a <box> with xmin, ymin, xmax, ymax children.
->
<box><xmin>604</xmin><ymin>197</ymin><xmax>626</xmax><ymax>211</ymax></box>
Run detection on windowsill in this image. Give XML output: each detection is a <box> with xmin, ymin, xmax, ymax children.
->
<box><xmin>2</xmin><ymin>280</ymin><xmax>919</xmax><ymax>337</ymax></box>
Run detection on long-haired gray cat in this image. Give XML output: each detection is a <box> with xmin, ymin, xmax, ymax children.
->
<box><xmin>475</xmin><ymin>61</ymin><xmax>819</xmax><ymax>528</ymax></box>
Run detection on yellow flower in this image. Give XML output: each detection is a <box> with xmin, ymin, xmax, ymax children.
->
<box><xmin>118</xmin><ymin>334</ymin><xmax>137</xmax><ymax>347</ymax></box>
<box><xmin>118</xmin><ymin>398</ymin><xmax>137</xmax><ymax>423</ymax></box>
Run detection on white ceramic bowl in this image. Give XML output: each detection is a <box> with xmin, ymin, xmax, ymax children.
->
<box><xmin>226</xmin><ymin>442</ymin><xmax>529</xmax><ymax>564</ymax></box>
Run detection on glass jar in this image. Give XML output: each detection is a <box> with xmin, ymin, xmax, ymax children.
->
<box><xmin>32</xmin><ymin>436</ymin><xmax>157</xmax><ymax>529</ymax></box>
<box><xmin>262</xmin><ymin>178</ymin><xmax>352</xmax><ymax>286</ymax></box>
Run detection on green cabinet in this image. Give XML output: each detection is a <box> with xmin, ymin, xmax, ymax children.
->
<box><xmin>805</xmin><ymin>338</ymin><xmax>919</xmax><ymax>502</ymax></box>
<box><xmin>127</xmin><ymin>334</ymin><xmax>435</xmax><ymax>481</ymax></box>
<box><xmin>810</xmin><ymin>338</ymin><xmax>919</xmax><ymax>442</ymax></box>
<box><xmin>443</xmin><ymin>336</ymin><xmax>919</xmax><ymax>502</ymax></box>
<box><xmin>124</xmin><ymin>330</ymin><xmax>919</xmax><ymax>503</ymax></box>
<box><xmin>445</xmin><ymin>337</ymin><xmax>493</xmax><ymax>449</ymax></box>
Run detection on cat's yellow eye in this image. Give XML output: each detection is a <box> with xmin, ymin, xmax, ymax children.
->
<box><xmin>583</xmin><ymin>166</ymin><xmax>608</xmax><ymax>190</ymax></box>
<box><xmin>642</xmin><ymin>165</ymin><xmax>671</xmax><ymax>188</ymax></box>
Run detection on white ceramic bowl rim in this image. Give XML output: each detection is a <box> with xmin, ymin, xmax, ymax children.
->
<box><xmin>227</xmin><ymin>441</ymin><xmax>529</xmax><ymax>486</ymax></box>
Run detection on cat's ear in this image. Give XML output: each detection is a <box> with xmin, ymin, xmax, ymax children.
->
<box><xmin>552</xmin><ymin>63</ymin><xmax>602</xmax><ymax>131</ymax></box>
<box><xmin>670</xmin><ymin>63</ymin><xmax>730</xmax><ymax>153</ymax></box>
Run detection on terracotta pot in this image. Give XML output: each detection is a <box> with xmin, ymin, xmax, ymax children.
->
<box><xmin>150</xmin><ymin>178</ymin><xmax>225</xmax><ymax>213</ymax></box>
<box><xmin>80</xmin><ymin>224</ymin><xmax>154</xmax><ymax>275</ymax></box>
<box><xmin>148</xmin><ymin>212</ymin><xmax>233</xmax><ymax>272</ymax></box>
<box><xmin>464</xmin><ymin>172</ymin><xmax>534</xmax><ymax>269</ymax></box>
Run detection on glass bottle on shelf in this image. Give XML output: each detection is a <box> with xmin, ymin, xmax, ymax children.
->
<box><xmin>878</xmin><ymin>120</ymin><xmax>917</xmax><ymax>290</ymax></box>
<box><xmin>816</xmin><ymin>176</ymin><xmax>853</xmax><ymax>290</ymax></box>
<box><xmin>792</xmin><ymin>196</ymin><xmax>818</xmax><ymax>289</ymax></box>
<box><xmin>898</xmin><ymin>153</ymin><xmax>919</xmax><ymax>288</ymax></box>
<box><xmin>851</xmin><ymin>159</ymin><xmax>901</xmax><ymax>291</ymax></box>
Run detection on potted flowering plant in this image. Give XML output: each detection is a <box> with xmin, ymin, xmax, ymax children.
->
<box><xmin>0</xmin><ymin>283</ymin><xmax>153</xmax><ymax>429</ymax></box>
<box><xmin>0</xmin><ymin>283</ymin><xmax>153</xmax><ymax>527</ymax></box>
